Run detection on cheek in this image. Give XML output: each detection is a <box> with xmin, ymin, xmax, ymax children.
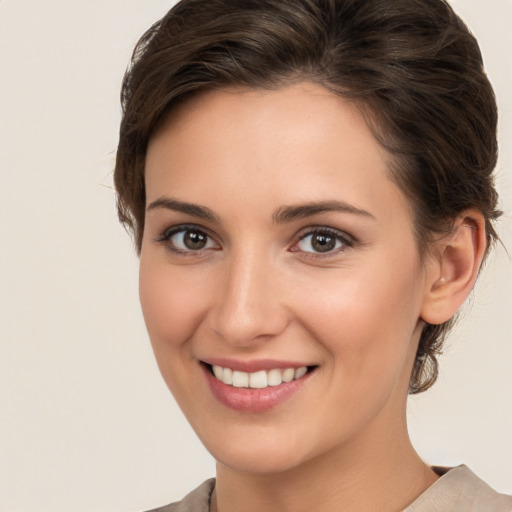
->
<box><xmin>293</xmin><ymin>257</ymin><xmax>423</xmax><ymax>376</ymax></box>
<box><xmin>138</xmin><ymin>256</ymin><xmax>212</xmax><ymax>355</ymax></box>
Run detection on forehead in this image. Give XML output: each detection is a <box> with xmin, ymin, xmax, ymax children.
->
<box><xmin>145</xmin><ymin>82</ymin><xmax>412</xmax><ymax>226</ymax></box>
<box><xmin>152</xmin><ymin>83</ymin><xmax>376</xmax><ymax>157</ymax></box>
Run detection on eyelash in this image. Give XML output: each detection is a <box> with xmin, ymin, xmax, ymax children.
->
<box><xmin>292</xmin><ymin>227</ymin><xmax>354</xmax><ymax>259</ymax></box>
<box><xmin>155</xmin><ymin>224</ymin><xmax>219</xmax><ymax>257</ymax></box>
<box><xmin>155</xmin><ymin>224</ymin><xmax>355</xmax><ymax>259</ymax></box>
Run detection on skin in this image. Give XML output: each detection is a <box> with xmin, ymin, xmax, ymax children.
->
<box><xmin>140</xmin><ymin>83</ymin><xmax>485</xmax><ymax>512</ymax></box>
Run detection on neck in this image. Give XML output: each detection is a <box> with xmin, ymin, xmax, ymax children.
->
<box><xmin>214</xmin><ymin>409</ymin><xmax>437</xmax><ymax>512</ymax></box>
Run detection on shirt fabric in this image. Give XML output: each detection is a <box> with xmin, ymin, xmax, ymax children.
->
<box><xmin>145</xmin><ymin>465</ymin><xmax>512</xmax><ymax>512</ymax></box>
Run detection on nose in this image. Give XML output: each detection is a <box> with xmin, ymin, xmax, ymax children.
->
<box><xmin>208</xmin><ymin>246</ymin><xmax>290</xmax><ymax>347</ymax></box>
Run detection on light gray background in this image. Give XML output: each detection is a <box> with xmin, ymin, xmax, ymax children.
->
<box><xmin>0</xmin><ymin>1</ymin><xmax>510</xmax><ymax>511</ymax></box>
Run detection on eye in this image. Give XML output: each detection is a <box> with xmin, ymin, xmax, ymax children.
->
<box><xmin>158</xmin><ymin>226</ymin><xmax>219</xmax><ymax>254</ymax></box>
<box><xmin>292</xmin><ymin>228</ymin><xmax>353</xmax><ymax>255</ymax></box>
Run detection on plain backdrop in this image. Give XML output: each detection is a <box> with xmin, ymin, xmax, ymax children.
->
<box><xmin>0</xmin><ymin>1</ymin><xmax>510</xmax><ymax>511</ymax></box>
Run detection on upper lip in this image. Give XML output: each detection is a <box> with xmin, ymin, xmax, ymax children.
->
<box><xmin>202</xmin><ymin>358</ymin><xmax>314</xmax><ymax>373</ymax></box>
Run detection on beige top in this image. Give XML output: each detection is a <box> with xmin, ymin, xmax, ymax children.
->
<box><xmin>146</xmin><ymin>466</ymin><xmax>512</xmax><ymax>512</ymax></box>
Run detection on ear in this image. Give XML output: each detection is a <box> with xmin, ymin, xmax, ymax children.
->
<box><xmin>420</xmin><ymin>211</ymin><xmax>487</xmax><ymax>325</ymax></box>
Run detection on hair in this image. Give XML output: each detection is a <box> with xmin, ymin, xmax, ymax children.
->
<box><xmin>114</xmin><ymin>0</ymin><xmax>500</xmax><ymax>394</ymax></box>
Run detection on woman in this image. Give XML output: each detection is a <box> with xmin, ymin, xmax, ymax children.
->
<box><xmin>114</xmin><ymin>0</ymin><xmax>511</xmax><ymax>510</ymax></box>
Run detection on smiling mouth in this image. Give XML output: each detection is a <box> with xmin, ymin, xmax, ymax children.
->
<box><xmin>205</xmin><ymin>363</ymin><xmax>317</xmax><ymax>389</ymax></box>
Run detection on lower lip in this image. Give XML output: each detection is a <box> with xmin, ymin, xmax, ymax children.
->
<box><xmin>202</xmin><ymin>365</ymin><xmax>314</xmax><ymax>413</ymax></box>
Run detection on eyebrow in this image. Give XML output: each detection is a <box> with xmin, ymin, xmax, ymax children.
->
<box><xmin>146</xmin><ymin>197</ymin><xmax>220</xmax><ymax>223</ymax></box>
<box><xmin>146</xmin><ymin>197</ymin><xmax>375</xmax><ymax>224</ymax></box>
<box><xmin>272</xmin><ymin>201</ymin><xmax>376</xmax><ymax>224</ymax></box>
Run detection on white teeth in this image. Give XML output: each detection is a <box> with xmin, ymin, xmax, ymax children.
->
<box><xmin>213</xmin><ymin>365</ymin><xmax>223</xmax><ymax>379</ymax></box>
<box><xmin>282</xmin><ymin>368</ymin><xmax>295</xmax><ymax>383</ymax></box>
<box><xmin>222</xmin><ymin>367</ymin><xmax>233</xmax><ymax>385</ymax></box>
<box><xmin>211</xmin><ymin>365</ymin><xmax>309</xmax><ymax>388</ymax></box>
<box><xmin>232</xmin><ymin>371</ymin><xmax>249</xmax><ymax>388</ymax></box>
<box><xmin>267</xmin><ymin>368</ymin><xmax>283</xmax><ymax>386</ymax></box>
<box><xmin>249</xmin><ymin>370</ymin><xmax>268</xmax><ymax>389</ymax></box>
<box><xmin>295</xmin><ymin>366</ymin><xmax>307</xmax><ymax>379</ymax></box>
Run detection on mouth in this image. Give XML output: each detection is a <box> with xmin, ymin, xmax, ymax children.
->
<box><xmin>200</xmin><ymin>360</ymin><xmax>317</xmax><ymax>412</ymax></box>
<box><xmin>205</xmin><ymin>363</ymin><xmax>316</xmax><ymax>389</ymax></box>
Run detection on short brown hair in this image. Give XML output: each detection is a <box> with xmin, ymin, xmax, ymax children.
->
<box><xmin>114</xmin><ymin>0</ymin><xmax>500</xmax><ymax>393</ymax></box>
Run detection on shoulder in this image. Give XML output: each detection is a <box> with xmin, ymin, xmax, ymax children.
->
<box><xmin>143</xmin><ymin>479</ymin><xmax>215</xmax><ymax>512</ymax></box>
<box><xmin>405</xmin><ymin>465</ymin><xmax>512</xmax><ymax>512</ymax></box>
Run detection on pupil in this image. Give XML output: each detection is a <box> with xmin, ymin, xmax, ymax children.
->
<box><xmin>313</xmin><ymin>234</ymin><xmax>335</xmax><ymax>252</ymax></box>
<box><xmin>184</xmin><ymin>230</ymin><xmax>207</xmax><ymax>250</ymax></box>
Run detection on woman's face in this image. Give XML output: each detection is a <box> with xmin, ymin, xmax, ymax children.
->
<box><xmin>140</xmin><ymin>83</ymin><xmax>432</xmax><ymax>474</ymax></box>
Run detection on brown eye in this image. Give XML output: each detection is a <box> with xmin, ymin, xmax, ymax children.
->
<box><xmin>162</xmin><ymin>227</ymin><xmax>218</xmax><ymax>253</ymax></box>
<box><xmin>183</xmin><ymin>230</ymin><xmax>208</xmax><ymax>250</ymax></box>
<box><xmin>310</xmin><ymin>233</ymin><xmax>336</xmax><ymax>252</ymax></box>
<box><xmin>294</xmin><ymin>228</ymin><xmax>351</xmax><ymax>255</ymax></box>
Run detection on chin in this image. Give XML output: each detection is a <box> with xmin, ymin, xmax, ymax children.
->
<box><xmin>214</xmin><ymin>444</ymin><xmax>307</xmax><ymax>475</ymax></box>
<box><xmin>197</xmin><ymin>424</ymin><xmax>321</xmax><ymax>476</ymax></box>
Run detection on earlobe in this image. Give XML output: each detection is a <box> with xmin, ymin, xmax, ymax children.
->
<box><xmin>421</xmin><ymin>211</ymin><xmax>487</xmax><ymax>325</ymax></box>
